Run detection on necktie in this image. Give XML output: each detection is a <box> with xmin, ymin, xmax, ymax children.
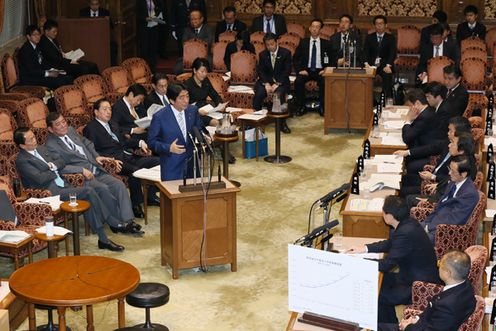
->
<box><xmin>434</xmin><ymin>46</ymin><xmax>439</xmax><ymax>57</ymax></box>
<box><xmin>310</xmin><ymin>40</ymin><xmax>317</xmax><ymax>71</ymax></box>
<box><xmin>92</xmin><ymin>12</ymin><xmax>96</xmax><ymax>17</ymax></box>
<box><xmin>228</xmin><ymin>24</ymin><xmax>232</xmax><ymax>31</ymax></box>
<box><xmin>33</xmin><ymin>150</ymin><xmax>64</xmax><ymax>187</ymax></box>
<box><xmin>147</xmin><ymin>0</ymin><xmax>155</xmax><ymax>15</ymax></box>
<box><xmin>195</xmin><ymin>28</ymin><xmax>199</xmax><ymax>36</ymax></box>
<box><xmin>104</xmin><ymin>123</ymin><xmax>119</xmax><ymax>142</ymax></box>
<box><xmin>447</xmin><ymin>88</ymin><xmax>453</xmax><ymax>97</ymax></box>
<box><xmin>129</xmin><ymin>106</ymin><xmax>140</xmax><ymax>120</ymax></box>
<box><xmin>446</xmin><ymin>184</ymin><xmax>456</xmax><ymax>200</ymax></box>
<box><xmin>64</xmin><ymin>136</ymin><xmax>87</xmax><ymax>159</ymax></box>
<box><xmin>266</xmin><ymin>19</ymin><xmax>271</xmax><ymax>34</ymax></box>
<box><xmin>162</xmin><ymin>95</ymin><xmax>168</xmax><ymax>105</ymax></box>
<box><xmin>271</xmin><ymin>53</ymin><xmax>276</xmax><ymax>68</ymax></box>
<box><xmin>177</xmin><ymin>111</ymin><xmax>187</xmax><ymax>141</ymax></box>
<box><xmin>377</xmin><ymin>35</ymin><xmax>383</xmax><ymax>51</ymax></box>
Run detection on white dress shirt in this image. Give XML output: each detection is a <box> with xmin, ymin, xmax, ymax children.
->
<box><xmin>263</xmin><ymin>16</ymin><xmax>276</xmax><ymax>34</ymax></box>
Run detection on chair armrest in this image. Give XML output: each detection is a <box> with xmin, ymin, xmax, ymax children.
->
<box><xmin>14</xmin><ymin>202</ymin><xmax>52</xmax><ymax>226</ymax></box>
<box><xmin>0</xmin><ymin>220</ymin><xmax>17</xmax><ymax>231</ymax></box>
<box><xmin>410</xmin><ymin>281</ymin><xmax>443</xmax><ymax>311</ymax></box>
<box><xmin>468</xmin><ymin>116</ymin><xmax>483</xmax><ymax>128</ymax></box>
<box><xmin>24</xmin><ymin>188</ymin><xmax>51</xmax><ymax>198</ymax></box>
<box><xmin>62</xmin><ymin>174</ymin><xmax>85</xmax><ymax>187</ymax></box>
<box><xmin>410</xmin><ymin>206</ymin><xmax>433</xmax><ymax>222</ymax></box>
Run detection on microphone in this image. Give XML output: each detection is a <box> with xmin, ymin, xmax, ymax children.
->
<box><xmin>318</xmin><ymin>183</ymin><xmax>351</xmax><ymax>206</ymax></box>
<box><xmin>201</xmin><ymin>131</ymin><xmax>215</xmax><ymax>155</ymax></box>
<box><xmin>187</xmin><ymin>132</ymin><xmax>199</xmax><ymax>155</ymax></box>
<box><xmin>192</xmin><ymin>127</ymin><xmax>207</xmax><ymax>154</ymax></box>
<box><xmin>302</xmin><ymin>220</ymin><xmax>339</xmax><ymax>245</ymax></box>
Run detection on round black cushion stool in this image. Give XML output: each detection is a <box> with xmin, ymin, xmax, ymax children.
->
<box><xmin>122</xmin><ymin>282</ymin><xmax>170</xmax><ymax>330</ymax></box>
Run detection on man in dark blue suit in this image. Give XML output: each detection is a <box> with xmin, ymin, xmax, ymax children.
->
<box><xmin>148</xmin><ymin>83</ymin><xmax>204</xmax><ymax>181</ymax></box>
<box><xmin>348</xmin><ymin>196</ymin><xmax>440</xmax><ymax>324</ymax></box>
<box><xmin>379</xmin><ymin>250</ymin><xmax>476</xmax><ymax>331</ymax></box>
<box><xmin>421</xmin><ymin>154</ymin><xmax>479</xmax><ymax>243</ymax></box>
<box><xmin>250</xmin><ymin>0</ymin><xmax>287</xmax><ymax>38</ymax></box>
<box><xmin>401</xmin><ymin>89</ymin><xmax>438</xmax><ymax>149</ymax></box>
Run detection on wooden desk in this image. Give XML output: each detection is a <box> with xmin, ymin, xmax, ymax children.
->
<box><xmin>156</xmin><ymin>177</ymin><xmax>240</xmax><ymax>279</ymax></box>
<box><xmin>0</xmin><ymin>279</ymin><xmax>27</xmax><ymax>330</ymax></box>
<box><xmin>366</xmin><ymin>106</ymin><xmax>408</xmax><ymax>156</ymax></box>
<box><xmin>286</xmin><ymin>236</ymin><xmax>383</xmax><ymax>331</ymax></box>
<box><xmin>0</xmin><ymin>235</ymin><xmax>34</xmax><ymax>269</ymax></box>
<box><xmin>9</xmin><ymin>256</ymin><xmax>139</xmax><ymax>331</ymax></box>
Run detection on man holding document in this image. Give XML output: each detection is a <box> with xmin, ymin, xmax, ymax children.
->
<box><xmin>348</xmin><ymin>196</ymin><xmax>440</xmax><ymax>324</ymax></box>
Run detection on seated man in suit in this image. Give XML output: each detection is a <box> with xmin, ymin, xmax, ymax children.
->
<box><xmin>363</xmin><ymin>15</ymin><xmax>396</xmax><ymax>98</ymax></box>
<box><xmin>379</xmin><ymin>250</ymin><xmax>476</xmax><ymax>331</ymax></box>
<box><xmin>401</xmin><ymin>89</ymin><xmax>438</xmax><ymax>149</ymax></box>
<box><xmin>250</xmin><ymin>0</ymin><xmax>287</xmax><ymax>38</ymax></box>
<box><xmin>144</xmin><ymin>73</ymin><xmax>170</xmax><ymax>109</ymax></box>
<box><xmin>348</xmin><ymin>196</ymin><xmax>440</xmax><ymax>324</ymax></box>
<box><xmin>182</xmin><ymin>9</ymin><xmax>214</xmax><ymax>48</ymax></box>
<box><xmin>253</xmin><ymin>33</ymin><xmax>292</xmax><ymax>133</ymax></box>
<box><xmin>17</xmin><ymin>25</ymin><xmax>73</xmax><ymax>89</ymax></box>
<box><xmin>443</xmin><ymin>64</ymin><xmax>469</xmax><ymax>117</ymax></box>
<box><xmin>45</xmin><ymin>112</ymin><xmax>144</xmax><ymax>234</ymax></box>
<box><xmin>14</xmin><ymin>127</ymin><xmax>125</xmax><ymax>251</ymax></box>
<box><xmin>215</xmin><ymin>6</ymin><xmax>246</xmax><ymax>41</ymax></box>
<box><xmin>425</xmin><ymin>82</ymin><xmax>453</xmax><ymax>139</ymax></box>
<box><xmin>148</xmin><ymin>83</ymin><xmax>204</xmax><ymax>181</ymax></box>
<box><xmin>39</xmin><ymin>19</ymin><xmax>99</xmax><ymax>78</ymax></box>
<box><xmin>421</xmin><ymin>154</ymin><xmax>479</xmax><ymax>243</ymax></box>
<box><xmin>111</xmin><ymin>84</ymin><xmax>148</xmax><ymax>142</ymax></box>
<box><xmin>223</xmin><ymin>30</ymin><xmax>256</xmax><ymax>71</ymax></box>
<box><xmin>329</xmin><ymin>14</ymin><xmax>361</xmax><ymax>67</ymax></box>
<box><xmin>293</xmin><ymin>18</ymin><xmax>331</xmax><ymax>117</ymax></box>
<box><xmin>456</xmin><ymin>5</ymin><xmax>486</xmax><ymax>43</ymax></box>
<box><xmin>420</xmin><ymin>10</ymin><xmax>448</xmax><ymax>47</ymax></box>
<box><xmin>83</xmin><ymin>98</ymin><xmax>161</xmax><ymax>217</ymax></box>
<box><xmin>417</xmin><ymin>23</ymin><xmax>460</xmax><ymax>83</ymax></box>
<box><xmin>79</xmin><ymin>0</ymin><xmax>110</xmax><ymax>17</ymax></box>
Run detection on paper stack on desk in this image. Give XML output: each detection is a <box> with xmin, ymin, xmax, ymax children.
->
<box><xmin>381</xmin><ymin>111</ymin><xmax>402</xmax><ymax>119</ymax></box>
<box><xmin>0</xmin><ymin>230</ymin><xmax>30</xmax><ymax>244</ymax></box>
<box><xmin>383</xmin><ymin>120</ymin><xmax>405</xmax><ymax>130</ymax></box>
<box><xmin>376</xmin><ymin>163</ymin><xmax>403</xmax><ymax>173</ymax></box>
<box><xmin>25</xmin><ymin>195</ymin><xmax>62</xmax><ymax>211</ymax></box>
<box><xmin>227</xmin><ymin>85</ymin><xmax>254</xmax><ymax>94</ymax></box>
<box><xmin>36</xmin><ymin>226</ymin><xmax>72</xmax><ymax>235</ymax></box>
<box><xmin>365</xmin><ymin>155</ymin><xmax>403</xmax><ymax>166</ymax></box>
<box><xmin>133</xmin><ymin>165</ymin><xmax>161</xmax><ymax>182</ymax></box>
<box><xmin>349</xmin><ymin>198</ymin><xmax>385</xmax><ymax>211</ymax></box>
<box><xmin>381</xmin><ymin>135</ymin><xmax>405</xmax><ymax>146</ymax></box>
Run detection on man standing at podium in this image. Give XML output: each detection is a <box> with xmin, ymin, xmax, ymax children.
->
<box><xmin>329</xmin><ymin>14</ymin><xmax>361</xmax><ymax>68</ymax></box>
<box><xmin>293</xmin><ymin>19</ymin><xmax>331</xmax><ymax>117</ymax></box>
<box><xmin>148</xmin><ymin>83</ymin><xmax>204</xmax><ymax>181</ymax></box>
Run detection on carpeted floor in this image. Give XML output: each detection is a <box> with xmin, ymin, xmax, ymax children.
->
<box><xmin>1</xmin><ymin>112</ymin><xmax>364</xmax><ymax>331</ymax></box>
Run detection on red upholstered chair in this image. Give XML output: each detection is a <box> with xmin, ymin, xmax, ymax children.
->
<box><xmin>286</xmin><ymin>23</ymin><xmax>305</xmax><ymax>39</ymax></box>
<box><xmin>16</xmin><ymin>98</ymin><xmax>50</xmax><ymax>144</ymax></box>
<box><xmin>0</xmin><ymin>92</ymin><xmax>31</xmax><ymax>101</ymax></box>
<box><xmin>226</xmin><ymin>51</ymin><xmax>257</xmax><ymax>108</ymax></box>
<box><xmin>74</xmin><ymin>74</ymin><xmax>117</xmax><ymax>108</ymax></box>
<box><xmin>250</xmin><ymin>31</ymin><xmax>265</xmax><ymax>43</ymax></box>
<box><xmin>252</xmin><ymin>41</ymin><xmax>265</xmax><ymax>59</ymax></box>
<box><xmin>121</xmin><ymin>57</ymin><xmax>153</xmax><ymax>92</ymax></box>
<box><xmin>279</xmin><ymin>32</ymin><xmax>301</xmax><ymax>48</ymax></box>
<box><xmin>212</xmin><ymin>41</ymin><xmax>229</xmax><ymax>73</ymax></box>
<box><xmin>461</xmin><ymin>57</ymin><xmax>487</xmax><ymax>91</ymax></box>
<box><xmin>394</xmin><ymin>25</ymin><xmax>421</xmax><ymax>72</ymax></box>
<box><xmin>279</xmin><ymin>42</ymin><xmax>297</xmax><ymax>56</ymax></box>
<box><xmin>461</xmin><ymin>46</ymin><xmax>488</xmax><ymax>63</ymax></box>
<box><xmin>218</xmin><ymin>30</ymin><xmax>236</xmax><ymax>43</ymax></box>
<box><xmin>182</xmin><ymin>39</ymin><xmax>208</xmax><ymax>71</ymax></box>
<box><xmin>427</xmin><ymin>56</ymin><xmax>454</xmax><ymax>83</ymax></box>
<box><xmin>174</xmin><ymin>72</ymin><xmax>192</xmax><ymax>83</ymax></box>
<box><xmin>0</xmin><ymin>108</ymin><xmax>17</xmax><ymax>142</ymax></box>
<box><xmin>53</xmin><ymin>85</ymin><xmax>92</xmax><ymax>129</ymax></box>
<box><xmin>464</xmin><ymin>94</ymin><xmax>488</xmax><ymax>118</ymax></box>
<box><xmin>101</xmin><ymin>66</ymin><xmax>133</xmax><ymax>96</ymax></box>
<box><xmin>464</xmin><ymin>245</ymin><xmax>488</xmax><ymax>295</ymax></box>
<box><xmin>461</xmin><ymin>36</ymin><xmax>486</xmax><ymax>53</ymax></box>
<box><xmin>1</xmin><ymin>53</ymin><xmax>46</xmax><ymax>98</ymax></box>
<box><xmin>321</xmin><ymin>25</ymin><xmax>336</xmax><ymax>38</ymax></box>
<box><xmin>485</xmin><ymin>27</ymin><xmax>496</xmax><ymax>57</ymax></box>
<box><xmin>207</xmin><ymin>72</ymin><xmax>228</xmax><ymax>100</ymax></box>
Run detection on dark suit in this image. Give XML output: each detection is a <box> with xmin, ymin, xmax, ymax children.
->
<box><xmin>367</xmin><ymin>218</ymin><xmax>440</xmax><ymax>323</ymax></box>
<box><xmin>15</xmin><ymin>147</ymin><xmax>117</xmax><ymax>232</ymax></box>
<box><xmin>17</xmin><ymin>41</ymin><xmax>73</xmax><ymax>89</ymax></box>
<box><xmin>184</xmin><ymin>76</ymin><xmax>222</xmax><ymax>126</ymax></box>
<box><xmin>170</xmin><ymin>0</ymin><xmax>207</xmax><ymax>51</ymax></box>
<box><xmin>45</xmin><ymin>127</ymin><xmax>135</xmax><ymax>224</ymax></box>
<box><xmin>215</xmin><ymin>19</ymin><xmax>246</xmax><ymax>41</ymax></box>
<box><xmin>250</xmin><ymin>14</ymin><xmax>287</xmax><ymax>37</ymax></box>
<box><xmin>402</xmin><ymin>106</ymin><xmax>438</xmax><ymax>149</ymax></box>
<box><xmin>417</xmin><ymin>39</ymin><xmax>460</xmax><ymax>75</ymax></box>
<box><xmin>444</xmin><ymin>83</ymin><xmax>469</xmax><ymax>117</ymax></box>
<box><xmin>405</xmin><ymin>138</ymin><xmax>447</xmax><ymax>175</ymax></box>
<box><xmin>148</xmin><ymin>104</ymin><xmax>204</xmax><ymax>180</ymax></box>
<box><xmin>379</xmin><ymin>281</ymin><xmax>476</xmax><ymax>331</ymax></box>
<box><xmin>293</xmin><ymin>37</ymin><xmax>331</xmax><ymax>110</ymax></box>
<box><xmin>182</xmin><ymin>24</ymin><xmax>215</xmax><ymax>49</ymax></box>
<box><xmin>79</xmin><ymin>6</ymin><xmax>110</xmax><ymax>17</ymax></box>
<box><xmin>456</xmin><ymin>21</ymin><xmax>486</xmax><ymax>43</ymax></box>
<box><xmin>144</xmin><ymin>90</ymin><xmax>170</xmax><ymax>110</ymax></box>
<box><xmin>83</xmin><ymin>119</ymin><xmax>160</xmax><ymax>206</ymax></box>
<box><xmin>328</xmin><ymin>31</ymin><xmax>362</xmax><ymax>67</ymax></box>
<box><xmin>111</xmin><ymin>97</ymin><xmax>147</xmax><ymax>139</ymax></box>
<box><xmin>362</xmin><ymin>32</ymin><xmax>396</xmax><ymax>97</ymax></box>
<box><xmin>423</xmin><ymin>178</ymin><xmax>479</xmax><ymax>243</ymax></box>
<box><xmin>224</xmin><ymin>41</ymin><xmax>255</xmax><ymax>71</ymax></box>
<box><xmin>38</xmin><ymin>35</ymin><xmax>99</xmax><ymax>77</ymax></box>
<box><xmin>136</xmin><ymin>0</ymin><xmax>166</xmax><ymax>72</ymax></box>
<box><xmin>253</xmin><ymin>47</ymin><xmax>292</xmax><ymax>110</ymax></box>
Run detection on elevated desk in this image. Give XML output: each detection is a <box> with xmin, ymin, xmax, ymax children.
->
<box><xmin>365</xmin><ymin>106</ymin><xmax>408</xmax><ymax>156</ymax></box>
<box><xmin>156</xmin><ymin>177</ymin><xmax>240</xmax><ymax>279</ymax></box>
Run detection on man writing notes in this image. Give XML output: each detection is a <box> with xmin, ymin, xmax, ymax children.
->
<box><xmin>148</xmin><ymin>83</ymin><xmax>204</xmax><ymax>181</ymax></box>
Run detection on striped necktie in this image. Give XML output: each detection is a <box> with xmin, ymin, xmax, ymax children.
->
<box><xmin>177</xmin><ymin>111</ymin><xmax>187</xmax><ymax>141</ymax></box>
<box><xmin>33</xmin><ymin>150</ymin><xmax>64</xmax><ymax>187</ymax></box>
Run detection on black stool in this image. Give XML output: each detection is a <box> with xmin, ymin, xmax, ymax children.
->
<box><xmin>125</xmin><ymin>282</ymin><xmax>170</xmax><ymax>330</ymax></box>
<box><xmin>35</xmin><ymin>304</ymin><xmax>72</xmax><ymax>331</ymax></box>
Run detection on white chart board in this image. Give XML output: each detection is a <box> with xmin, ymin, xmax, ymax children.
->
<box><xmin>288</xmin><ymin>244</ymin><xmax>379</xmax><ymax>330</ymax></box>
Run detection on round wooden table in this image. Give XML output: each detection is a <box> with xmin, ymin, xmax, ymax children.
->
<box><xmin>9</xmin><ymin>255</ymin><xmax>140</xmax><ymax>331</ymax></box>
<box><xmin>264</xmin><ymin>111</ymin><xmax>292</xmax><ymax>164</ymax></box>
<box><xmin>214</xmin><ymin>132</ymin><xmax>241</xmax><ymax>187</ymax></box>
<box><xmin>60</xmin><ymin>200</ymin><xmax>90</xmax><ymax>256</ymax></box>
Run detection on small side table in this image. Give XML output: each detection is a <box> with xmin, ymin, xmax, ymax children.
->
<box><xmin>264</xmin><ymin>111</ymin><xmax>292</xmax><ymax>164</ymax></box>
<box><xmin>239</xmin><ymin>115</ymin><xmax>272</xmax><ymax>162</ymax></box>
<box><xmin>34</xmin><ymin>232</ymin><xmax>68</xmax><ymax>258</ymax></box>
<box><xmin>0</xmin><ymin>235</ymin><xmax>34</xmax><ymax>269</ymax></box>
<box><xmin>60</xmin><ymin>200</ymin><xmax>90</xmax><ymax>256</ymax></box>
<box><xmin>214</xmin><ymin>132</ymin><xmax>241</xmax><ymax>187</ymax></box>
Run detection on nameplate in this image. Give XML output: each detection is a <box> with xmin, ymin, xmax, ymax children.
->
<box><xmin>491</xmin><ymin>235</ymin><xmax>496</xmax><ymax>261</ymax></box>
<box><xmin>489</xmin><ymin>162</ymin><xmax>495</xmax><ymax>182</ymax></box>
<box><xmin>351</xmin><ymin>172</ymin><xmax>359</xmax><ymax>195</ymax></box>
<box><xmin>486</xmin><ymin>120</ymin><xmax>493</xmax><ymax>136</ymax></box>
<box><xmin>489</xmin><ymin>178</ymin><xmax>496</xmax><ymax>200</ymax></box>
<box><xmin>488</xmin><ymin>144</ymin><xmax>494</xmax><ymax>164</ymax></box>
<box><xmin>363</xmin><ymin>139</ymin><xmax>371</xmax><ymax>159</ymax></box>
<box><xmin>178</xmin><ymin>181</ymin><xmax>226</xmax><ymax>193</ymax></box>
<box><xmin>357</xmin><ymin>155</ymin><xmax>364</xmax><ymax>175</ymax></box>
<box><xmin>380</xmin><ymin>91</ymin><xmax>386</xmax><ymax>107</ymax></box>
<box><xmin>298</xmin><ymin>312</ymin><xmax>360</xmax><ymax>331</ymax></box>
<box><xmin>372</xmin><ymin>113</ymin><xmax>379</xmax><ymax>126</ymax></box>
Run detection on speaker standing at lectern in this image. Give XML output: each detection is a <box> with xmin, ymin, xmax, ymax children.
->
<box><xmin>148</xmin><ymin>83</ymin><xmax>204</xmax><ymax>181</ymax></box>
<box><xmin>328</xmin><ymin>14</ymin><xmax>361</xmax><ymax>68</ymax></box>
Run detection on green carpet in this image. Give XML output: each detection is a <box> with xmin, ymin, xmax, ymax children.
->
<box><xmin>1</xmin><ymin>113</ymin><xmax>364</xmax><ymax>331</ymax></box>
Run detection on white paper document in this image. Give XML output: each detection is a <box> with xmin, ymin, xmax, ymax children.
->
<box><xmin>227</xmin><ymin>85</ymin><xmax>254</xmax><ymax>94</ymax></box>
<box><xmin>372</xmin><ymin>155</ymin><xmax>404</xmax><ymax>164</ymax></box>
<box><xmin>383</xmin><ymin>120</ymin><xmax>405</xmax><ymax>130</ymax></box>
<box><xmin>486</xmin><ymin>209</ymin><xmax>496</xmax><ymax>218</ymax></box>
<box><xmin>238</xmin><ymin>113</ymin><xmax>266</xmax><ymax>121</ymax></box>
<box><xmin>349</xmin><ymin>198</ymin><xmax>385</xmax><ymax>212</ymax></box>
<box><xmin>134</xmin><ymin>103</ymin><xmax>164</xmax><ymax>128</ymax></box>
<box><xmin>370</xmin><ymin>173</ymin><xmax>402</xmax><ymax>188</ymax></box>
<box><xmin>225</xmin><ymin>107</ymin><xmax>244</xmax><ymax>113</ymax></box>
<box><xmin>0</xmin><ymin>230</ymin><xmax>30</xmax><ymax>244</ymax></box>
<box><xmin>133</xmin><ymin>165</ymin><xmax>161</xmax><ymax>182</ymax></box>
<box><xmin>288</xmin><ymin>245</ymin><xmax>378</xmax><ymax>330</ymax></box>
<box><xmin>485</xmin><ymin>137</ymin><xmax>496</xmax><ymax>147</ymax></box>
<box><xmin>381</xmin><ymin>111</ymin><xmax>402</xmax><ymax>119</ymax></box>
<box><xmin>36</xmin><ymin>226</ymin><xmax>72</xmax><ymax>236</ymax></box>
<box><xmin>381</xmin><ymin>136</ymin><xmax>405</xmax><ymax>146</ymax></box>
<box><xmin>25</xmin><ymin>195</ymin><xmax>62</xmax><ymax>211</ymax></box>
<box><xmin>64</xmin><ymin>48</ymin><xmax>85</xmax><ymax>62</ymax></box>
<box><xmin>377</xmin><ymin>163</ymin><xmax>403</xmax><ymax>173</ymax></box>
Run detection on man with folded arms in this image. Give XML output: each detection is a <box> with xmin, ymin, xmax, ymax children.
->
<box><xmin>14</xmin><ymin>127</ymin><xmax>124</xmax><ymax>251</ymax></box>
<box><xmin>348</xmin><ymin>196</ymin><xmax>439</xmax><ymax>324</ymax></box>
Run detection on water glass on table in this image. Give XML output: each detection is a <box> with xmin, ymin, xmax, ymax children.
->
<box><xmin>69</xmin><ymin>193</ymin><xmax>78</xmax><ymax>207</ymax></box>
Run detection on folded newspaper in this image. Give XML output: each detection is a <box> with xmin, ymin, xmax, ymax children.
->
<box><xmin>200</xmin><ymin>102</ymin><xmax>229</xmax><ymax>120</ymax></box>
<box><xmin>0</xmin><ymin>230</ymin><xmax>30</xmax><ymax>244</ymax></box>
<box><xmin>64</xmin><ymin>48</ymin><xmax>85</xmax><ymax>62</ymax></box>
<box><xmin>135</xmin><ymin>104</ymin><xmax>164</xmax><ymax>128</ymax></box>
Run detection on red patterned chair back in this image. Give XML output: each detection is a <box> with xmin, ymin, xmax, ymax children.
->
<box><xmin>1</xmin><ymin>53</ymin><xmax>19</xmax><ymax>89</ymax></box>
<box><xmin>321</xmin><ymin>25</ymin><xmax>336</xmax><ymax>38</ymax></box>
<box><xmin>461</xmin><ymin>36</ymin><xmax>486</xmax><ymax>53</ymax></box>
<box><xmin>279</xmin><ymin>42</ymin><xmax>297</xmax><ymax>56</ymax></box>
<box><xmin>212</xmin><ymin>41</ymin><xmax>228</xmax><ymax>73</ymax></box>
<box><xmin>250</xmin><ymin>31</ymin><xmax>265</xmax><ymax>43</ymax></box>
<box><xmin>74</xmin><ymin>74</ymin><xmax>109</xmax><ymax>107</ymax></box>
<box><xmin>252</xmin><ymin>41</ymin><xmax>265</xmax><ymax>59</ymax></box>
<box><xmin>464</xmin><ymin>94</ymin><xmax>488</xmax><ymax>118</ymax></box>
<box><xmin>219</xmin><ymin>30</ymin><xmax>236</xmax><ymax>42</ymax></box>
<box><xmin>183</xmin><ymin>39</ymin><xmax>208</xmax><ymax>71</ymax></box>
<box><xmin>461</xmin><ymin>46</ymin><xmax>487</xmax><ymax>63</ymax></box>
<box><xmin>121</xmin><ymin>57</ymin><xmax>153</xmax><ymax>86</ymax></box>
<box><xmin>286</xmin><ymin>23</ymin><xmax>305</xmax><ymax>39</ymax></box>
<box><xmin>101</xmin><ymin>66</ymin><xmax>133</xmax><ymax>94</ymax></box>
<box><xmin>427</xmin><ymin>56</ymin><xmax>454</xmax><ymax>83</ymax></box>
<box><xmin>0</xmin><ymin>108</ymin><xmax>17</xmax><ymax>141</ymax></box>
<box><xmin>54</xmin><ymin>85</ymin><xmax>90</xmax><ymax>117</ymax></box>
<box><xmin>396</xmin><ymin>25</ymin><xmax>421</xmax><ymax>54</ymax></box>
<box><xmin>175</xmin><ymin>72</ymin><xmax>192</xmax><ymax>83</ymax></box>
<box><xmin>17</xmin><ymin>98</ymin><xmax>48</xmax><ymax>128</ymax></box>
<box><xmin>230</xmin><ymin>51</ymin><xmax>257</xmax><ymax>85</ymax></box>
<box><xmin>465</xmin><ymin>245</ymin><xmax>487</xmax><ymax>295</ymax></box>
<box><xmin>279</xmin><ymin>33</ymin><xmax>300</xmax><ymax>48</ymax></box>
<box><xmin>486</xmin><ymin>27</ymin><xmax>496</xmax><ymax>57</ymax></box>
<box><xmin>207</xmin><ymin>72</ymin><xmax>228</xmax><ymax>100</ymax></box>
<box><xmin>461</xmin><ymin>57</ymin><xmax>486</xmax><ymax>90</ymax></box>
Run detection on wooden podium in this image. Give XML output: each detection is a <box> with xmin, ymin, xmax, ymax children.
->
<box><xmin>323</xmin><ymin>67</ymin><xmax>375</xmax><ymax>132</ymax></box>
<box><xmin>156</xmin><ymin>177</ymin><xmax>240</xmax><ymax>279</ymax></box>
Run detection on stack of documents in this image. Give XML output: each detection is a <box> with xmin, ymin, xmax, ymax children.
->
<box><xmin>25</xmin><ymin>195</ymin><xmax>62</xmax><ymax>211</ymax></box>
<box><xmin>199</xmin><ymin>102</ymin><xmax>229</xmax><ymax>120</ymax></box>
<box><xmin>383</xmin><ymin>120</ymin><xmax>405</xmax><ymax>130</ymax></box>
<box><xmin>376</xmin><ymin>163</ymin><xmax>403</xmax><ymax>173</ymax></box>
<box><xmin>36</xmin><ymin>226</ymin><xmax>72</xmax><ymax>236</ymax></box>
<box><xmin>381</xmin><ymin>135</ymin><xmax>405</xmax><ymax>146</ymax></box>
<box><xmin>134</xmin><ymin>104</ymin><xmax>163</xmax><ymax>128</ymax></box>
<box><xmin>0</xmin><ymin>230</ymin><xmax>30</xmax><ymax>244</ymax></box>
<box><xmin>364</xmin><ymin>154</ymin><xmax>404</xmax><ymax>166</ymax></box>
<box><xmin>238</xmin><ymin>113</ymin><xmax>266</xmax><ymax>121</ymax></box>
<box><xmin>486</xmin><ymin>209</ymin><xmax>496</xmax><ymax>218</ymax></box>
<box><xmin>227</xmin><ymin>85</ymin><xmax>254</xmax><ymax>94</ymax></box>
<box><xmin>133</xmin><ymin>165</ymin><xmax>161</xmax><ymax>182</ymax></box>
<box><xmin>349</xmin><ymin>198</ymin><xmax>385</xmax><ymax>211</ymax></box>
